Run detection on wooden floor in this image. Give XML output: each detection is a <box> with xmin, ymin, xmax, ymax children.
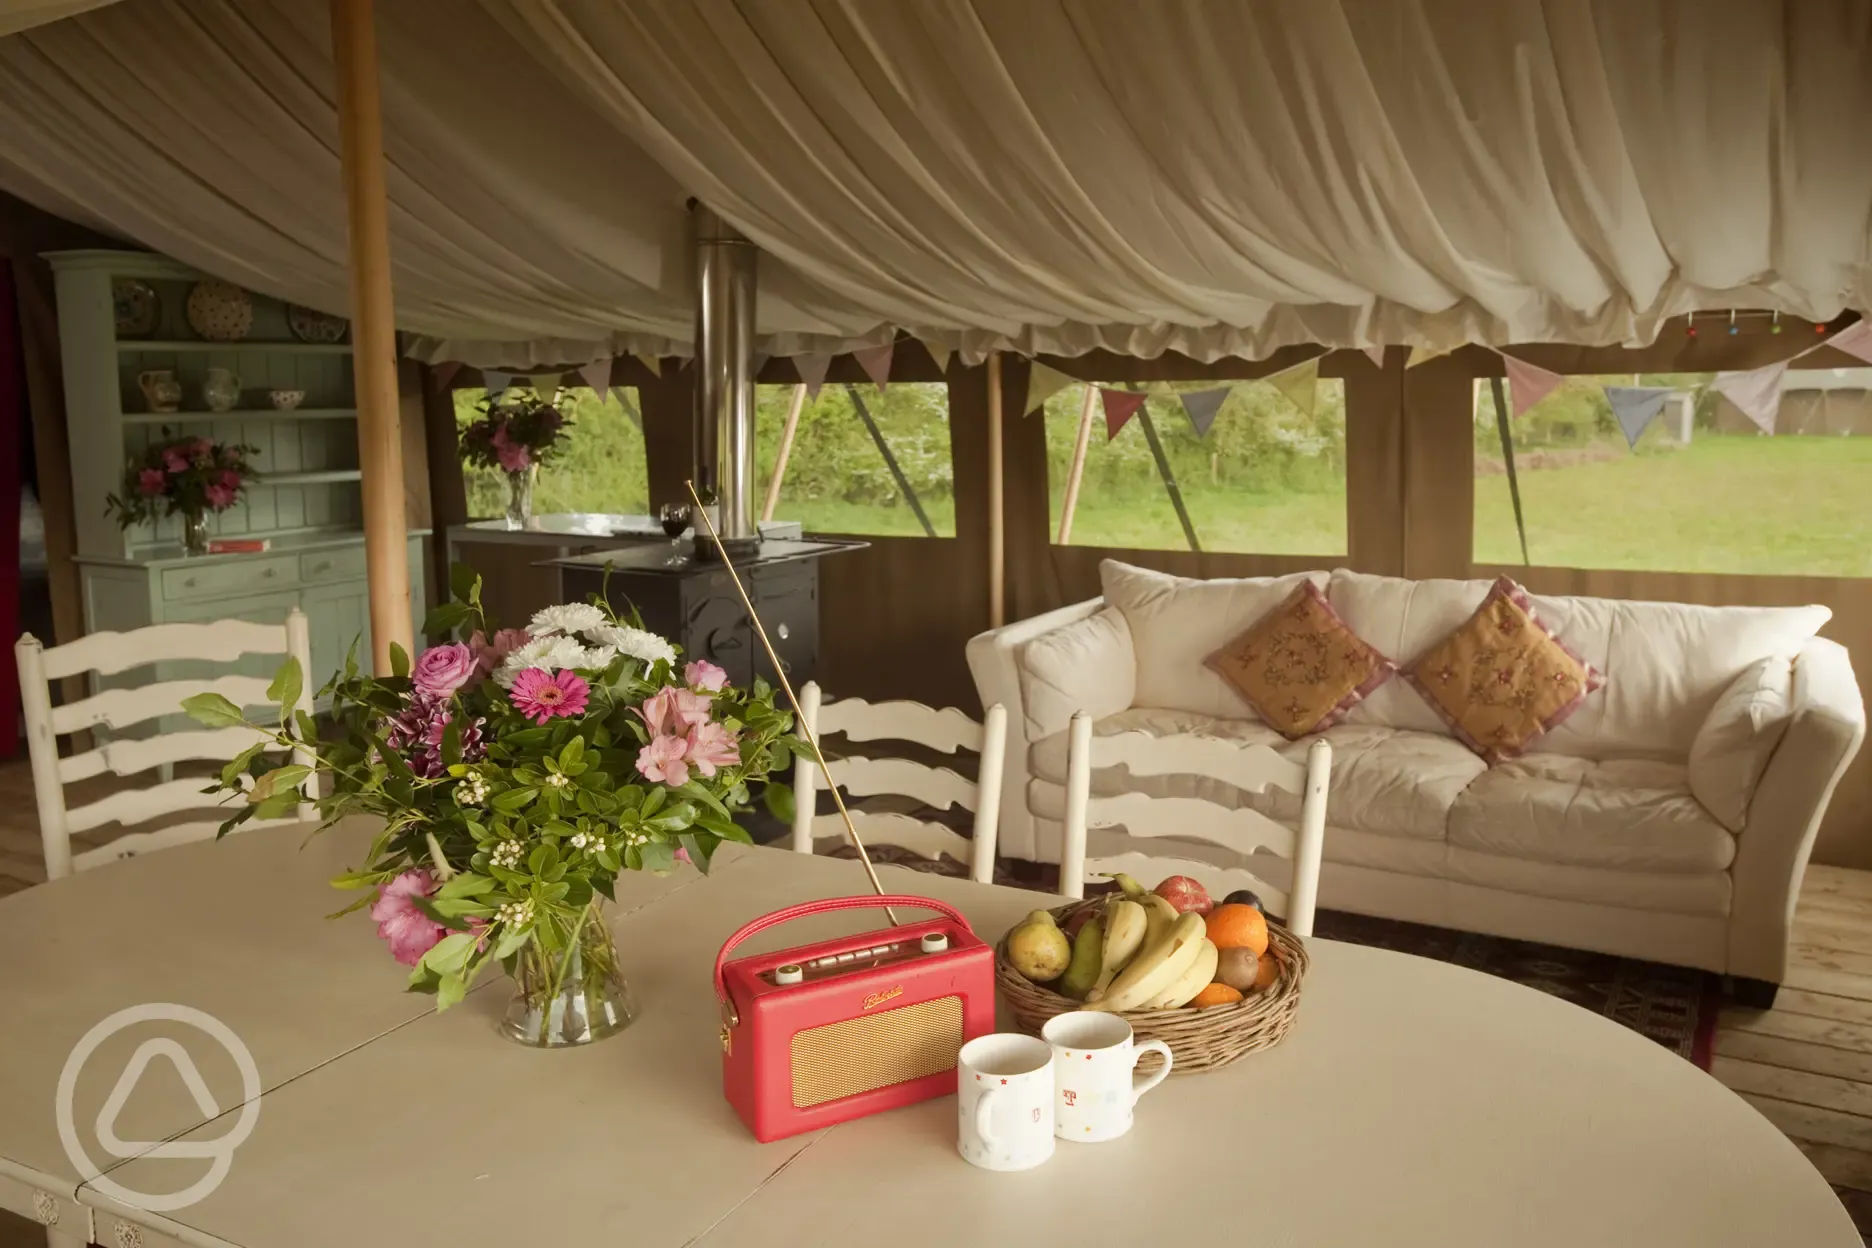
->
<box><xmin>0</xmin><ymin>755</ymin><xmax>1869</xmax><ymax>1240</ymax></box>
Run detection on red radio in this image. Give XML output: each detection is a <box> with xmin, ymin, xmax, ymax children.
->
<box><xmin>714</xmin><ymin>895</ymin><xmax>997</xmax><ymax>1143</ymax></box>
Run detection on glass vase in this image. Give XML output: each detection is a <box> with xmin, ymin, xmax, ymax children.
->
<box><xmin>181</xmin><ymin>510</ymin><xmax>209</xmax><ymax>557</ymax></box>
<box><xmin>499</xmin><ymin>904</ymin><xmax>637</xmax><ymax>1047</ymax></box>
<box><xmin>504</xmin><ymin>468</ymin><xmax>534</xmax><ymax>527</ymax></box>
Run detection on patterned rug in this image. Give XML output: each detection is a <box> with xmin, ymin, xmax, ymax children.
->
<box><xmin>830</xmin><ymin>844</ymin><xmax>1723</xmax><ymax>1070</ymax></box>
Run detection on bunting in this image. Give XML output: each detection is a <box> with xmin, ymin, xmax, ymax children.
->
<box><xmin>1362</xmin><ymin>346</ymin><xmax>1387</xmax><ymax>369</ymax></box>
<box><xmin>1023</xmin><ymin>361</ymin><xmax>1077</xmax><ymax>415</ymax></box>
<box><xmin>1714</xmin><ymin>362</ymin><xmax>1789</xmax><ymax>434</ymax></box>
<box><xmin>577</xmin><ymin>358</ymin><xmax>612</xmax><ymax>402</ymax></box>
<box><xmin>481</xmin><ymin>369</ymin><xmax>514</xmax><ymax>399</ymax></box>
<box><xmin>1178</xmin><ymin>388</ymin><xmax>1230</xmax><ymax>438</ymax></box>
<box><xmin>1604</xmin><ymin>386</ymin><xmax>1673</xmax><ymax>449</ymax></box>
<box><xmin>1268</xmin><ymin>357</ymin><xmax>1320</xmax><ymax>419</ymax></box>
<box><xmin>793</xmin><ymin>352</ymin><xmax>831</xmax><ymax>399</ymax></box>
<box><xmin>634</xmin><ymin>352</ymin><xmax>661</xmax><ymax>377</ymax></box>
<box><xmin>529</xmin><ymin>372</ymin><xmax>563</xmax><ymax>397</ymax></box>
<box><xmin>1823</xmin><ymin>320</ymin><xmax>1872</xmax><ymax>365</ymax></box>
<box><xmin>430</xmin><ymin>360</ymin><xmax>463</xmax><ymax>390</ymax></box>
<box><xmin>1101</xmin><ymin>389</ymin><xmax>1148</xmax><ymax>440</ymax></box>
<box><xmin>853</xmin><ymin>341</ymin><xmax>894</xmax><ymax>394</ymax></box>
<box><xmin>1502</xmin><ymin>353</ymin><xmax>1565</xmax><ymax>418</ymax></box>
<box><xmin>1407</xmin><ymin>344</ymin><xmax>1456</xmax><ymax>368</ymax></box>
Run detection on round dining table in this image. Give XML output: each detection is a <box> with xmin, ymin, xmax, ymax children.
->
<box><xmin>0</xmin><ymin>819</ymin><xmax>1856</xmax><ymax>1248</ymax></box>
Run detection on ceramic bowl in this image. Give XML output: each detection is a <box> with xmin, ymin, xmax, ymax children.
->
<box><xmin>268</xmin><ymin>389</ymin><xmax>307</xmax><ymax>410</ymax></box>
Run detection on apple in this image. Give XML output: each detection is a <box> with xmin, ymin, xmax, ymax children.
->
<box><xmin>1154</xmin><ymin>875</ymin><xmax>1213</xmax><ymax>916</ymax></box>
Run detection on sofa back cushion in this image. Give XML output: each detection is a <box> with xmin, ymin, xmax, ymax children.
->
<box><xmin>1330</xmin><ymin>569</ymin><xmax>1829</xmax><ymax>759</ymax></box>
<box><xmin>1100</xmin><ymin>560</ymin><xmax>1327</xmax><ymax>720</ymax></box>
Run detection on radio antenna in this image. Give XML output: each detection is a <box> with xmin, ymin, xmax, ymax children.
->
<box><xmin>683</xmin><ymin>482</ymin><xmax>899</xmax><ymax>924</ymax></box>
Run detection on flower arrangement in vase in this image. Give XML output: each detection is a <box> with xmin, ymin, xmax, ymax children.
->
<box><xmin>458</xmin><ymin>388</ymin><xmax>574</xmax><ymax>526</ymax></box>
<box><xmin>184</xmin><ymin>565</ymin><xmax>798</xmax><ymax>1047</ymax></box>
<box><xmin>105</xmin><ymin>432</ymin><xmax>258</xmax><ymax>556</ymax></box>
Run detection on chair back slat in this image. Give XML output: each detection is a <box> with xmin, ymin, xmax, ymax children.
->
<box><xmin>39</xmin><ymin>619</ymin><xmax>290</xmax><ymax>680</ymax></box>
<box><xmin>64</xmin><ymin>775</ymin><xmax>252</xmax><ymax>835</ymax></box>
<box><xmin>1089</xmin><ymin>730</ymin><xmax>1307</xmax><ymax>795</ymax></box>
<box><xmin>1082</xmin><ymin>791</ymin><xmax>1297</xmax><ymax>859</ymax></box>
<box><xmin>1080</xmin><ymin>848</ymin><xmax>1291</xmax><ymax>920</ymax></box>
<box><xmin>798</xmin><ymin>809</ymin><xmax>979</xmax><ymax>867</ymax></box>
<box><xmin>59</xmin><ymin>725</ymin><xmax>280</xmax><ymax>783</ymax></box>
<box><xmin>51</xmin><ymin>674</ymin><xmax>275</xmax><ymax>736</ymax></box>
<box><xmin>817</xmin><ymin>696</ymin><xmax>984</xmax><ymax>753</ymax></box>
<box><xmin>825</xmin><ymin>756</ymin><xmax>979</xmax><ymax>813</ymax></box>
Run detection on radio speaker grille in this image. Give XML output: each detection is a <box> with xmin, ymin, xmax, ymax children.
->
<box><xmin>790</xmin><ymin>994</ymin><xmax>964</xmax><ymax>1108</ymax></box>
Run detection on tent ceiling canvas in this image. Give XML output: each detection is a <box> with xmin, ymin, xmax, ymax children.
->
<box><xmin>0</xmin><ymin>0</ymin><xmax>1868</xmax><ymax>367</ymax></box>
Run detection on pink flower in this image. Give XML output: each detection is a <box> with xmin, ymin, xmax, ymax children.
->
<box><xmin>685</xmin><ymin>721</ymin><xmax>740</xmax><ymax>777</ymax></box>
<box><xmin>469</xmin><ymin>628</ymin><xmax>528</xmax><ymax>677</ymax></box>
<box><xmin>684</xmin><ymin>660</ymin><xmax>729</xmax><ymax>692</ymax></box>
<box><xmin>204</xmin><ymin>478</ymin><xmax>238</xmax><ymax>509</ymax></box>
<box><xmin>674</xmin><ymin>846</ymin><xmax>693</xmax><ymax>866</ymax></box>
<box><xmin>508</xmin><ymin>668</ymin><xmax>589</xmax><ymax>724</ymax></box>
<box><xmin>163</xmin><ymin>448</ymin><xmax>190</xmax><ymax>474</ymax></box>
<box><xmin>137</xmin><ymin>467</ymin><xmax>167</xmax><ymax>496</ymax></box>
<box><xmin>412</xmin><ymin>642</ymin><xmax>477</xmax><ymax>698</ymax></box>
<box><xmin>637</xmin><ymin>686</ymin><xmax>711</xmax><ymax>737</ymax></box>
<box><xmin>369</xmin><ymin>869</ymin><xmax>446</xmax><ymax>967</ymax></box>
<box><xmin>636</xmin><ymin>733</ymin><xmax>690</xmax><ymax>786</ymax></box>
<box><xmin>490</xmin><ymin>425</ymin><xmax>531</xmax><ymax>473</ymax></box>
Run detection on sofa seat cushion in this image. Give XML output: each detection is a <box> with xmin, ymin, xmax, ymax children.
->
<box><xmin>1447</xmin><ymin>754</ymin><xmax>1736</xmax><ymax>874</ymax></box>
<box><xmin>1029</xmin><ymin>709</ymin><xmax>1485</xmax><ymax>842</ymax></box>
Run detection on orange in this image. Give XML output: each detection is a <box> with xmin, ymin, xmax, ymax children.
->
<box><xmin>1189</xmin><ymin>982</ymin><xmax>1243</xmax><ymax>1009</ymax></box>
<box><xmin>1204</xmin><ymin>903</ymin><xmax>1269</xmax><ymax>956</ymax></box>
<box><xmin>1252</xmin><ymin>951</ymin><xmax>1279</xmax><ymax>991</ymax></box>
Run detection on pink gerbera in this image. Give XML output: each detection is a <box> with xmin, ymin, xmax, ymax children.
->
<box><xmin>508</xmin><ymin>668</ymin><xmax>589</xmax><ymax>724</ymax></box>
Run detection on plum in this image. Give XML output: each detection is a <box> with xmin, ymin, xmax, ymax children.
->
<box><xmin>1221</xmin><ymin>889</ymin><xmax>1264</xmax><ymax>914</ymax></box>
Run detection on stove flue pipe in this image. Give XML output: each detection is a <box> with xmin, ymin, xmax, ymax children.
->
<box><xmin>691</xmin><ymin>201</ymin><xmax>760</xmax><ymax>559</ymax></box>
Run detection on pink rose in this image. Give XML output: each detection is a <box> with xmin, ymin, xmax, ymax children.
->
<box><xmin>204</xmin><ymin>481</ymin><xmax>237</xmax><ymax>509</ymax></box>
<box><xmin>163</xmin><ymin>448</ymin><xmax>190</xmax><ymax>474</ymax></box>
<box><xmin>369</xmin><ymin>869</ymin><xmax>446</xmax><ymax>967</ymax></box>
<box><xmin>684</xmin><ymin>721</ymin><xmax>740</xmax><ymax>778</ymax></box>
<box><xmin>636</xmin><ymin>734</ymin><xmax>690</xmax><ymax>786</ymax></box>
<box><xmin>137</xmin><ymin>467</ymin><xmax>167</xmax><ymax>496</ymax></box>
<box><xmin>469</xmin><ymin>628</ymin><xmax>528</xmax><ymax>677</ymax></box>
<box><xmin>684</xmin><ymin>660</ymin><xmax>728</xmax><ymax>692</ymax></box>
<box><xmin>411</xmin><ymin>642</ymin><xmax>476</xmax><ymax>698</ymax></box>
<box><xmin>490</xmin><ymin>425</ymin><xmax>531</xmax><ymax>473</ymax></box>
<box><xmin>189</xmin><ymin>437</ymin><xmax>215</xmax><ymax>457</ymax></box>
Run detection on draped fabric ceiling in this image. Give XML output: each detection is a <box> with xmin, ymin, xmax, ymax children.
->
<box><xmin>0</xmin><ymin>0</ymin><xmax>1868</xmax><ymax>367</ymax></box>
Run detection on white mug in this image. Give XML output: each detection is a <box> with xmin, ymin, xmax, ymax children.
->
<box><xmin>956</xmin><ymin>1033</ymin><xmax>1055</xmax><ymax>1171</ymax></box>
<box><xmin>1042</xmin><ymin>1011</ymin><xmax>1174</xmax><ymax>1142</ymax></box>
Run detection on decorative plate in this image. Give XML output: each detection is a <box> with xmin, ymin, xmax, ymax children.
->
<box><xmin>185</xmin><ymin>280</ymin><xmax>253</xmax><ymax>342</ymax></box>
<box><xmin>112</xmin><ymin>278</ymin><xmax>159</xmax><ymax>339</ymax></box>
<box><xmin>287</xmin><ymin>303</ymin><xmax>349</xmax><ymax>344</ymax></box>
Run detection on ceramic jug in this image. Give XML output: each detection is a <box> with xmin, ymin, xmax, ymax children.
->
<box><xmin>138</xmin><ymin>369</ymin><xmax>182</xmax><ymax>414</ymax></box>
<box><xmin>203</xmin><ymin>367</ymin><xmax>242</xmax><ymax>414</ymax></box>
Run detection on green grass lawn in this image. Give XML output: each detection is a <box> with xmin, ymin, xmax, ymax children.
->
<box><xmin>1050</xmin><ymin>480</ymin><xmax>1347</xmax><ymax>555</ymax></box>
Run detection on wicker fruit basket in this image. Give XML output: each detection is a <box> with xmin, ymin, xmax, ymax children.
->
<box><xmin>995</xmin><ymin>898</ymin><xmax>1308</xmax><ymax>1074</ymax></box>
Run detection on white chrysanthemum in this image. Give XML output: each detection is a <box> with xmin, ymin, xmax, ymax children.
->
<box><xmin>581</xmin><ymin>645</ymin><xmax>617</xmax><ymax>669</ymax></box>
<box><xmin>493</xmin><ymin>634</ymin><xmax>590</xmax><ymax>687</ymax></box>
<box><xmin>586</xmin><ymin>623</ymin><xmax>676</xmax><ymax>668</ymax></box>
<box><xmin>528</xmin><ymin>602</ymin><xmax>607</xmax><ymax>637</ymax></box>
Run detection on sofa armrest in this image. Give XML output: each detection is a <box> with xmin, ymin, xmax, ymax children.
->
<box><xmin>1727</xmin><ymin>636</ymin><xmax>1866</xmax><ymax>983</ymax></box>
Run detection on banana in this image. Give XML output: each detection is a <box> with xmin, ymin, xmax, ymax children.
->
<box><xmin>1085</xmin><ymin>899</ymin><xmax>1147</xmax><ymax>1002</ymax></box>
<box><xmin>1103</xmin><ymin>872</ymin><xmax>1148</xmax><ymax>900</ymax></box>
<box><xmin>1142</xmin><ymin>938</ymin><xmax>1219</xmax><ymax>1009</ymax></box>
<box><xmin>1090</xmin><ymin>912</ymin><xmax>1208</xmax><ymax>1013</ymax></box>
<box><xmin>1137</xmin><ymin>894</ymin><xmax>1178</xmax><ymax>949</ymax></box>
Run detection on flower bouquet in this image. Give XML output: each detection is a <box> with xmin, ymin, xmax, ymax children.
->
<box><xmin>184</xmin><ymin>565</ymin><xmax>797</xmax><ymax>1047</ymax></box>
<box><xmin>458</xmin><ymin>388</ymin><xmax>573</xmax><ymax>525</ymax></box>
<box><xmin>105</xmin><ymin>432</ymin><xmax>258</xmax><ymax>555</ymax></box>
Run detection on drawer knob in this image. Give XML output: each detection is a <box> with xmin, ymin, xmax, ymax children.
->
<box><xmin>312</xmin><ymin>561</ymin><xmax>330</xmax><ymax>573</ymax></box>
<box><xmin>263</xmin><ymin>567</ymin><xmax>277</xmax><ymax>578</ymax></box>
<box><xmin>183</xmin><ymin>577</ymin><xmax>197</xmax><ymax>588</ymax></box>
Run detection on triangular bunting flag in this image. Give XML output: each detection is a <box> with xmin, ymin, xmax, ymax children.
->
<box><xmin>430</xmin><ymin>360</ymin><xmax>462</xmax><ymax>390</ymax></box>
<box><xmin>752</xmin><ymin>351</ymin><xmax>771</xmax><ymax>379</ymax></box>
<box><xmin>793</xmin><ymin>353</ymin><xmax>831</xmax><ymax>399</ymax></box>
<box><xmin>1407</xmin><ymin>344</ymin><xmax>1456</xmax><ymax>368</ymax></box>
<box><xmin>1101</xmin><ymin>388</ymin><xmax>1148</xmax><ymax>440</ymax></box>
<box><xmin>1178</xmin><ymin>388</ymin><xmax>1230</xmax><ymax>439</ymax></box>
<box><xmin>530</xmin><ymin>372</ymin><xmax>563</xmax><ymax>398</ymax></box>
<box><xmin>633</xmin><ymin>352</ymin><xmax>661</xmax><ymax>377</ymax></box>
<box><xmin>1713</xmin><ymin>361</ymin><xmax>1789</xmax><ymax>435</ymax></box>
<box><xmin>853</xmin><ymin>342</ymin><xmax>894</xmax><ymax>394</ymax></box>
<box><xmin>481</xmin><ymin>369</ymin><xmax>514</xmax><ymax>398</ymax></box>
<box><xmin>1502</xmin><ymin>353</ymin><xmax>1565</xmax><ymax>418</ymax></box>
<box><xmin>1362</xmin><ymin>346</ymin><xmax>1386</xmax><ymax>369</ymax></box>
<box><xmin>577</xmin><ymin>358</ymin><xmax>612</xmax><ymax>402</ymax></box>
<box><xmin>1603</xmin><ymin>386</ymin><xmax>1673</xmax><ymax>449</ymax></box>
<box><xmin>1023</xmin><ymin>361</ymin><xmax>1077</xmax><ymax>415</ymax></box>
<box><xmin>1821</xmin><ymin>320</ymin><xmax>1872</xmax><ymax>365</ymax></box>
<box><xmin>1268</xmin><ymin>357</ymin><xmax>1320</xmax><ymax>419</ymax></box>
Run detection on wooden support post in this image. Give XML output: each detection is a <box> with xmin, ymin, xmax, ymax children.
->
<box><xmin>762</xmin><ymin>382</ymin><xmax>807</xmax><ymax>522</ymax></box>
<box><xmin>1056</xmin><ymin>382</ymin><xmax>1097</xmax><ymax>545</ymax></box>
<box><xmin>987</xmin><ymin>353</ymin><xmax>1005</xmax><ymax>626</ymax></box>
<box><xmin>331</xmin><ymin>0</ymin><xmax>413</xmax><ymax>673</ymax></box>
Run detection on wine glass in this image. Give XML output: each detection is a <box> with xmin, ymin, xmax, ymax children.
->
<box><xmin>658</xmin><ymin>502</ymin><xmax>691</xmax><ymax>564</ymax></box>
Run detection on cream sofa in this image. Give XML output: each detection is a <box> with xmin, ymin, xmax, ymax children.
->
<box><xmin>968</xmin><ymin>561</ymin><xmax>1865</xmax><ymax>1001</ymax></box>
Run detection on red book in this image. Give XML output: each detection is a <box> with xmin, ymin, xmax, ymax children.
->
<box><xmin>206</xmin><ymin>538</ymin><xmax>271</xmax><ymax>554</ymax></box>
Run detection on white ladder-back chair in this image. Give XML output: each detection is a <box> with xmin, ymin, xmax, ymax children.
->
<box><xmin>16</xmin><ymin>610</ymin><xmax>316</xmax><ymax>880</ymax></box>
<box><xmin>1059</xmin><ymin>712</ymin><xmax>1332</xmax><ymax>937</ymax></box>
<box><xmin>790</xmin><ymin>681</ymin><xmax>1008</xmax><ymax>884</ymax></box>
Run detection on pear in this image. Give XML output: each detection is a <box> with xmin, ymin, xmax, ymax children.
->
<box><xmin>1056</xmin><ymin>915</ymin><xmax>1104</xmax><ymax>1000</ymax></box>
<box><xmin>1007</xmin><ymin>910</ymin><xmax>1072</xmax><ymax>983</ymax></box>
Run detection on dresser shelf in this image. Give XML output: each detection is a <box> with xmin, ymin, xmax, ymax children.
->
<box><xmin>117</xmin><ymin>339</ymin><xmax>353</xmax><ymax>355</ymax></box>
<box><xmin>254</xmin><ymin>470</ymin><xmax>363</xmax><ymax>487</ymax></box>
<box><xmin>122</xmin><ymin>408</ymin><xmax>358</xmax><ymax>425</ymax></box>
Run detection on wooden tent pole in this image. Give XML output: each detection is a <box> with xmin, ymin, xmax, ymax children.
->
<box><xmin>761</xmin><ymin>382</ymin><xmax>807</xmax><ymax>522</ymax></box>
<box><xmin>1056</xmin><ymin>382</ymin><xmax>1098</xmax><ymax>544</ymax></box>
<box><xmin>331</xmin><ymin>0</ymin><xmax>412</xmax><ymax>674</ymax></box>
<box><xmin>987</xmin><ymin>353</ymin><xmax>1005</xmax><ymax>626</ymax></box>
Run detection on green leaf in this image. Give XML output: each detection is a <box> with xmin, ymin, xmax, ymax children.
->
<box><xmin>421</xmin><ymin>932</ymin><xmax>477</xmax><ymax>976</ymax></box>
<box><xmin>409</xmin><ymin>895</ymin><xmax>472</xmax><ymax>932</ymax></box>
<box><xmin>640</xmin><ymin>785</ymin><xmax>666</xmax><ymax>819</ymax></box>
<box><xmin>437</xmin><ymin>873</ymin><xmax>497</xmax><ymax>900</ymax></box>
<box><xmin>295</xmin><ymin>710</ymin><xmax>320</xmax><ymax>746</ymax></box>
<box><xmin>220</xmin><ymin>742</ymin><xmax>268</xmax><ymax>788</ymax></box>
<box><xmin>763</xmin><ymin>781</ymin><xmax>797</xmax><ymax>824</ymax></box>
<box><xmin>639</xmin><ymin>840</ymin><xmax>677</xmax><ymax>874</ymax></box>
<box><xmin>182</xmin><ymin>692</ymin><xmax>246</xmax><ymax>728</ymax></box>
<box><xmin>491</xmin><ymin>787</ymin><xmax>538</xmax><ymax>813</ymax></box>
<box><xmin>449</xmin><ymin>561</ymin><xmax>484</xmax><ymax>611</ymax></box>
<box><xmin>647</xmin><ymin>803</ymin><xmax>697</xmax><ymax>833</ymax></box>
<box><xmin>492</xmin><ymin>923</ymin><xmax>533</xmax><ymax>960</ymax></box>
<box><xmin>389</xmin><ymin>641</ymin><xmax>411</xmax><ymax>680</ymax></box>
<box><xmin>246</xmin><ymin>764</ymin><xmax>311</xmax><ymax>805</ymax></box>
<box><xmin>266</xmin><ymin>658</ymin><xmax>303</xmax><ymax>722</ymax></box>
<box><xmin>559</xmin><ymin>735</ymin><xmax>586</xmax><ymax>773</ymax></box>
<box><xmin>713</xmin><ymin>818</ymin><xmax>755</xmax><ymax>846</ymax></box>
<box><xmin>435</xmin><ymin>973</ymin><xmax>468</xmax><ymax>1010</ymax></box>
<box><xmin>440</xmin><ymin>717</ymin><xmax>463</xmax><ymax>767</ymax></box>
<box><xmin>252</xmin><ymin>792</ymin><xmax>304</xmax><ymax>821</ymax></box>
<box><xmin>527</xmin><ymin>843</ymin><xmax>561</xmax><ymax>876</ymax></box>
<box><xmin>422</xmin><ymin>601</ymin><xmax>474</xmax><ymax>640</ymax></box>
<box><xmin>343</xmin><ymin>635</ymin><xmax>361</xmax><ymax>681</ymax></box>
<box><xmin>679</xmin><ymin>832</ymin><xmax>714</xmax><ymax>875</ymax></box>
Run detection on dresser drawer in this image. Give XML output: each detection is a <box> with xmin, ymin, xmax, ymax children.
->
<box><xmin>161</xmin><ymin>554</ymin><xmax>298</xmax><ymax>600</ymax></box>
<box><xmin>300</xmin><ymin>545</ymin><xmax>367</xmax><ymax>583</ymax></box>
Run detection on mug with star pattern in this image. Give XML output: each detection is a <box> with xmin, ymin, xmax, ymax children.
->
<box><xmin>956</xmin><ymin>1033</ymin><xmax>1055</xmax><ymax>1171</ymax></box>
<box><xmin>1042</xmin><ymin>1011</ymin><xmax>1173</xmax><ymax>1142</ymax></box>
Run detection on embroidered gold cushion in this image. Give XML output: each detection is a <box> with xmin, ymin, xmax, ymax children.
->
<box><xmin>1405</xmin><ymin>576</ymin><xmax>1605</xmax><ymax>763</ymax></box>
<box><xmin>1204</xmin><ymin>582</ymin><xmax>1396</xmax><ymax>738</ymax></box>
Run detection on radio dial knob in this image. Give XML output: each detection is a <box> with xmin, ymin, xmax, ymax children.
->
<box><xmin>774</xmin><ymin>964</ymin><xmax>803</xmax><ymax>985</ymax></box>
<box><xmin>920</xmin><ymin>933</ymin><xmax>949</xmax><ymax>953</ymax></box>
